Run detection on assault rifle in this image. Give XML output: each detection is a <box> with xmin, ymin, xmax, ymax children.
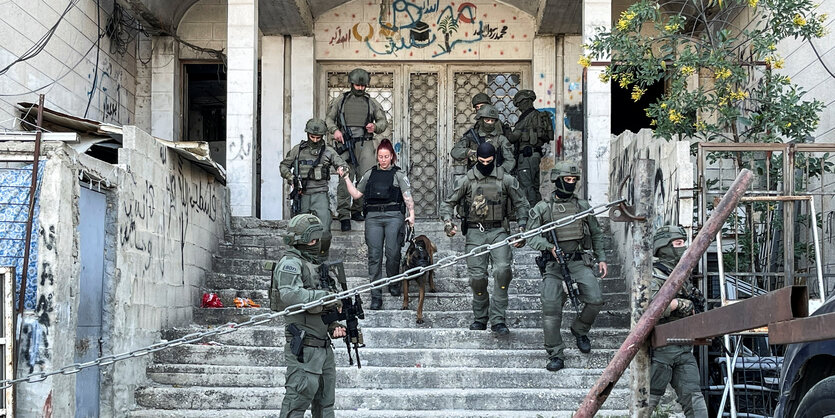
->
<box><xmin>653</xmin><ymin>262</ymin><xmax>705</xmax><ymax>314</ymax></box>
<box><xmin>289</xmin><ymin>157</ymin><xmax>303</xmax><ymax>216</ymax></box>
<box><xmin>534</xmin><ymin>229</ymin><xmax>581</xmax><ymax>312</ymax></box>
<box><xmin>319</xmin><ymin>261</ymin><xmax>365</xmax><ymax>368</ymax></box>
<box><xmin>337</xmin><ymin>113</ymin><xmax>360</xmax><ymax>167</ymax></box>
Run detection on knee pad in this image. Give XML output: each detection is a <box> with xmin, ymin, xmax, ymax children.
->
<box><xmin>470</xmin><ymin>277</ymin><xmax>488</xmax><ymax>294</ymax></box>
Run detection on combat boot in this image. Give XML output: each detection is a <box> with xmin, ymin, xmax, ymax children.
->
<box><xmin>546</xmin><ymin>357</ymin><xmax>565</xmax><ymax>372</ymax></box>
<box><xmin>388</xmin><ymin>283</ymin><xmax>401</xmax><ymax>296</ymax></box>
<box><xmin>341</xmin><ymin>219</ymin><xmax>351</xmax><ymax>231</ymax></box>
<box><xmin>369</xmin><ymin>289</ymin><xmax>383</xmax><ymax>310</ymax></box>
<box><xmin>351</xmin><ymin>212</ymin><xmax>365</xmax><ymax>221</ymax></box>
<box><xmin>491</xmin><ymin>323</ymin><xmax>510</xmax><ymax>336</ymax></box>
<box><xmin>571</xmin><ymin>328</ymin><xmax>591</xmax><ymax>353</ymax></box>
<box><xmin>469</xmin><ymin>321</ymin><xmax>487</xmax><ymax>330</ymax></box>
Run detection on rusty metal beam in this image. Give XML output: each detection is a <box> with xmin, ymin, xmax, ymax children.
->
<box><xmin>651</xmin><ymin>286</ymin><xmax>809</xmax><ymax>347</ymax></box>
<box><xmin>574</xmin><ymin>168</ymin><xmax>754</xmax><ymax>418</ymax></box>
<box><xmin>768</xmin><ymin>312</ymin><xmax>835</xmax><ymax>345</ymax></box>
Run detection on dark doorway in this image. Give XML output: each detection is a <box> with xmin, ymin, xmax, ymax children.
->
<box><xmin>611</xmin><ymin>79</ymin><xmax>664</xmax><ymax>135</ymax></box>
<box><xmin>184</xmin><ymin>63</ymin><xmax>226</xmax><ymax>166</ymax></box>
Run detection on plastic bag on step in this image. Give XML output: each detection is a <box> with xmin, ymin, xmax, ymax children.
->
<box><xmin>233</xmin><ymin>297</ymin><xmax>261</xmax><ymax>308</ymax></box>
<box><xmin>201</xmin><ymin>293</ymin><xmax>224</xmax><ymax>308</ymax></box>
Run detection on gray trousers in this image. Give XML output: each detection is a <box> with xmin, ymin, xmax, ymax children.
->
<box><xmin>465</xmin><ymin>227</ymin><xmax>513</xmax><ymax>325</ymax></box>
<box><xmin>336</xmin><ymin>139</ymin><xmax>378</xmax><ymax>220</ymax></box>
<box><xmin>299</xmin><ymin>192</ymin><xmax>332</xmax><ymax>257</ymax></box>
<box><xmin>364</xmin><ymin>211</ymin><xmax>405</xmax><ymax>300</ymax></box>
<box><xmin>540</xmin><ymin>259</ymin><xmax>603</xmax><ymax>360</ymax></box>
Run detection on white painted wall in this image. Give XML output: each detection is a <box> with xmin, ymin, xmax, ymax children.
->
<box><xmin>177</xmin><ymin>0</ymin><xmax>229</xmax><ymax>60</ymax></box>
<box><xmin>225</xmin><ymin>0</ymin><xmax>259</xmax><ymax>216</ymax></box>
<box><xmin>261</xmin><ymin>36</ymin><xmax>286</xmax><ymax>220</ymax></box>
<box><xmin>290</xmin><ymin>36</ymin><xmax>315</xmax><ymax>148</ymax></box>
<box><xmin>0</xmin><ymin>0</ymin><xmax>137</xmax><ymax>128</ymax></box>
<box><xmin>583</xmin><ymin>0</ymin><xmax>612</xmax><ymax>206</ymax></box>
<box><xmin>778</xmin><ymin>0</ymin><xmax>835</xmax><ymax>143</ymax></box>
<box><xmin>150</xmin><ymin>37</ymin><xmax>180</xmax><ymax>141</ymax></box>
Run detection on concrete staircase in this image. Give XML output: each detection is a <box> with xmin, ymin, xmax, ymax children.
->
<box><xmin>131</xmin><ymin>217</ymin><xmax>633</xmax><ymax>417</ymax></box>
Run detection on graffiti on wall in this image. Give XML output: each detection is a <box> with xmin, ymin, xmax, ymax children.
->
<box><xmin>319</xmin><ymin>0</ymin><xmax>531</xmax><ymax>59</ymax></box>
<box><xmin>119</xmin><ymin>152</ymin><xmax>220</xmax><ymax>277</ymax></box>
<box><xmin>87</xmin><ymin>56</ymin><xmax>126</xmax><ymax>124</ymax></box>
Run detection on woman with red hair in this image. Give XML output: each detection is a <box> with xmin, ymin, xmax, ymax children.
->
<box><xmin>342</xmin><ymin>138</ymin><xmax>415</xmax><ymax>309</ymax></box>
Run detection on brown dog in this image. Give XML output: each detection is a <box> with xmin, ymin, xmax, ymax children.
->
<box><xmin>401</xmin><ymin>235</ymin><xmax>437</xmax><ymax>324</ymax></box>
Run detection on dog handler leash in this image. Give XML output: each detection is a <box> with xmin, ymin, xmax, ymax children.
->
<box><xmin>0</xmin><ymin>199</ymin><xmax>625</xmax><ymax>390</ymax></box>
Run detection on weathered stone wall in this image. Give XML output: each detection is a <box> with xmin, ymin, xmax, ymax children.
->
<box><xmin>0</xmin><ymin>0</ymin><xmax>137</xmax><ymax>128</ymax></box>
<box><xmin>2</xmin><ymin>125</ymin><xmax>228</xmax><ymax>417</ymax></box>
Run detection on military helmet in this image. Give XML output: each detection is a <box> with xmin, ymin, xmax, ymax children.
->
<box><xmin>304</xmin><ymin>118</ymin><xmax>328</xmax><ymax>136</ymax></box>
<box><xmin>513</xmin><ymin>89</ymin><xmax>536</xmax><ymax>106</ymax></box>
<box><xmin>471</xmin><ymin>93</ymin><xmax>491</xmax><ymax>107</ymax></box>
<box><xmin>283</xmin><ymin>214</ymin><xmax>324</xmax><ymax>246</ymax></box>
<box><xmin>653</xmin><ymin>225</ymin><xmax>687</xmax><ymax>252</ymax></box>
<box><xmin>348</xmin><ymin>68</ymin><xmax>370</xmax><ymax>86</ymax></box>
<box><xmin>475</xmin><ymin>104</ymin><xmax>500</xmax><ymax>120</ymax></box>
<box><xmin>549</xmin><ymin>160</ymin><xmax>581</xmax><ymax>182</ymax></box>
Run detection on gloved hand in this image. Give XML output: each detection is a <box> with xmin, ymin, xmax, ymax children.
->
<box><xmin>444</xmin><ymin>221</ymin><xmax>457</xmax><ymax>237</ymax></box>
<box><xmin>467</xmin><ymin>149</ymin><xmax>477</xmax><ymax>162</ymax></box>
<box><xmin>513</xmin><ymin>225</ymin><xmax>526</xmax><ymax>247</ymax></box>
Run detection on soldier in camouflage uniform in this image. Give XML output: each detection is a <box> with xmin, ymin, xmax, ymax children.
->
<box><xmin>526</xmin><ymin>161</ymin><xmax>608</xmax><ymax>371</ymax></box>
<box><xmin>440</xmin><ymin>142</ymin><xmax>530</xmax><ymax>335</ymax></box>
<box><xmin>280</xmin><ymin>118</ymin><xmax>349</xmax><ymax>258</ymax></box>
<box><xmin>450</xmin><ymin>104</ymin><xmax>515</xmax><ymax>173</ymax></box>
<box><xmin>470</xmin><ymin>92</ymin><xmax>513</xmax><ymax>137</ymax></box>
<box><xmin>508</xmin><ymin>90</ymin><xmax>554</xmax><ymax>205</ymax></box>
<box><xmin>270</xmin><ymin>214</ymin><xmax>346</xmax><ymax>418</ymax></box>
<box><xmin>648</xmin><ymin>225</ymin><xmax>708</xmax><ymax>418</ymax></box>
<box><xmin>325</xmin><ymin>68</ymin><xmax>389</xmax><ymax>231</ymax></box>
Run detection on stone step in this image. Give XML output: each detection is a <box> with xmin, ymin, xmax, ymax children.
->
<box><xmin>134</xmin><ymin>386</ymin><xmax>631</xmax><ymax>411</ymax></box>
<box><xmin>146</xmin><ymin>364</ymin><xmax>616</xmax><ymax>389</ymax></box>
<box><xmin>193</xmin><ymin>306</ymin><xmax>631</xmax><ymax>329</ymax></box>
<box><xmin>204</xmin><ymin>272</ymin><xmax>628</xmax><ymax>295</ymax></box>
<box><xmin>161</xmin><ymin>327</ymin><xmax>626</xmax><ymax>350</ymax></box>
<box><xmin>153</xmin><ymin>345</ymin><xmax>618</xmax><ymax>369</ymax></box>
<box><xmin>130</xmin><ymin>410</ymin><xmax>631</xmax><ymax>418</ymax></box>
<box><xmin>203</xmin><ymin>286</ymin><xmax>628</xmax><ymax>311</ymax></box>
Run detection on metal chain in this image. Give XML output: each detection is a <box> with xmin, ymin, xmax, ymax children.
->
<box><xmin>0</xmin><ymin>199</ymin><xmax>624</xmax><ymax>390</ymax></box>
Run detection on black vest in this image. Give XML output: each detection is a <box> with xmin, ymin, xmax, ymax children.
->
<box><xmin>364</xmin><ymin>166</ymin><xmax>404</xmax><ymax>209</ymax></box>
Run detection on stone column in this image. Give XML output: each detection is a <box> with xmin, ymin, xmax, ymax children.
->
<box><xmin>583</xmin><ymin>0</ymin><xmax>612</xmax><ymax>206</ymax></box>
<box><xmin>226</xmin><ymin>0</ymin><xmax>259</xmax><ymax>216</ymax></box>
<box><xmin>533</xmin><ymin>35</ymin><xmax>558</xmax><ymax>197</ymax></box>
<box><xmin>290</xmin><ymin>36</ymin><xmax>315</xmax><ymax>147</ymax></box>
<box><xmin>151</xmin><ymin>37</ymin><xmax>179</xmax><ymax>141</ymax></box>
<box><xmin>260</xmin><ymin>36</ymin><xmax>286</xmax><ymax>220</ymax></box>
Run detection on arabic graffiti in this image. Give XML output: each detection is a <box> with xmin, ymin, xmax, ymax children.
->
<box><xmin>319</xmin><ymin>0</ymin><xmax>522</xmax><ymax>59</ymax></box>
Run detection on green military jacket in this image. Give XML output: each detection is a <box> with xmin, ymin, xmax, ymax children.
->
<box><xmin>439</xmin><ymin>166</ymin><xmax>530</xmax><ymax>227</ymax></box>
<box><xmin>649</xmin><ymin>259</ymin><xmax>696</xmax><ymax>325</ymax></box>
<box><xmin>450</xmin><ymin>126</ymin><xmax>516</xmax><ymax>173</ymax></box>
<box><xmin>325</xmin><ymin>91</ymin><xmax>389</xmax><ymax>137</ymax></box>
<box><xmin>526</xmin><ymin>194</ymin><xmax>607</xmax><ymax>262</ymax></box>
<box><xmin>508</xmin><ymin>108</ymin><xmax>554</xmax><ymax>150</ymax></box>
<box><xmin>279</xmin><ymin>142</ymin><xmax>347</xmax><ymax>194</ymax></box>
<box><xmin>271</xmin><ymin>248</ymin><xmax>340</xmax><ymax>339</ymax></box>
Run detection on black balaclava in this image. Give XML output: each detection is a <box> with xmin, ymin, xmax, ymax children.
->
<box><xmin>516</xmin><ymin>99</ymin><xmax>534</xmax><ymax>113</ymax></box>
<box><xmin>476</xmin><ymin>142</ymin><xmax>496</xmax><ymax>176</ymax></box>
<box><xmin>477</xmin><ymin>118</ymin><xmax>497</xmax><ymax>133</ymax></box>
<box><xmin>554</xmin><ymin>177</ymin><xmax>576</xmax><ymax>199</ymax></box>
<box><xmin>656</xmin><ymin>243</ymin><xmax>686</xmax><ymax>267</ymax></box>
<box><xmin>307</xmin><ymin>134</ymin><xmax>324</xmax><ymax>150</ymax></box>
<box><xmin>351</xmin><ymin>85</ymin><xmax>366</xmax><ymax>96</ymax></box>
<box><xmin>297</xmin><ymin>240</ymin><xmax>322</xmax><ymax>263</ymax></box>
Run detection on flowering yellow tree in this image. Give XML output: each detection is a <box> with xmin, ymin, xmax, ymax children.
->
<box><xmin>583</xmin><ymin>0</ymin><xmax>827</xmax><ymax>142</ymax></box>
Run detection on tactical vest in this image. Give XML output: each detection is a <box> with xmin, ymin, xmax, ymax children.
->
<box><xmin>466</xmin><ymin>169</ymin><xmax>506</xmax><ymax>222</ymax></box>
<box><xmin>340</xmin><ymin>93</ymin><xmax>371</xmax><ymax>128</ymax></box>
<box><xmin>297</xmin><ymin>144</ymin><xmax>329</xmax><ymax>181</ymax></box>
<box><xmin>364</xmin><ymin>166</ymin><xmax>404</xmax><ymax>208</ymax></box>
<box><xmin>549</xmin><ymin>197</ymin><xmax>585</xmax><ymax>241</ymax></box>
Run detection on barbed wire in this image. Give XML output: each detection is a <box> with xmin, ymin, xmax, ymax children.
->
<box><xmin>0</xmin><ymin>199</ymin><xmax>624</xmax><ymax>390</ymax></box>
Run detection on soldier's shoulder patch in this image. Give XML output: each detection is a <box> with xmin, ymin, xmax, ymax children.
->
<box><xmin>279</xmin><ymin>261</ymin><xmax>301</xmax><ymax>274</ymax></box>
<box><xmin>528</xmin><ymin>208</ymin><xmax>541</xmax><ymax>220</ymax></box>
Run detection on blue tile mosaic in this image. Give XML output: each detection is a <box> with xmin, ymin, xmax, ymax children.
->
<box><xmin>0</xmin><ymin>164</ymin><xmax>42</xmax><ymax>310</ymax></box>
